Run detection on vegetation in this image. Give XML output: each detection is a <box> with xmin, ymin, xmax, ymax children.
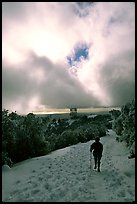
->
<box><xmin>3</xmin><ymin>99</ymin><xmax>134</xmax><ymax>167</ymax></box>
<box><xmin>2</xmin><ymin>110</ymin><xmax>111</xmax><ymax>166</ymax></box>
<box><xmin>110</xmin><ymin>99</ymin><xmax>135</xmax><ymax>148</ymax></box>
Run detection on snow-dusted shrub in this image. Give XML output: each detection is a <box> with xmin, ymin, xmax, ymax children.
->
<box><xmin>2</xmin><ymin>109</ymin><xmax>18</xmax><ymax>164</ymax></box>
<box><xmin>2</xmin><ymin>152</ymin><xmax>13</xmax><ymax>167</ymax></box>
<box><xmin>98</xmin><ymin>124</ymin><xmax>107</xmax><ymax>137</ymax></box>
<box><xmin>112</xmin><ymin>115</ymin><xmax>123</xmax><ymax>135</ymax></box>
<box><xmin>2</xmin><ymin>110</ymin><xmax>50</xmax><ymax>164</ymax></box>
<box><xmin>56</xmin><ymin>130</ymin><xmax>78</xmax><ymax>148</ymax></box>
<box><xmin>19</xmin><ymin>113</ymin><xmax>48</xmax><ymax>158</ymax></box>
<box><xmin>112</xmin><ymin>99</ymin><xmax>135</xmax><ymax>148</ymax></box>
<box><xmin>109</xmin><ymin>109</ymin><xmax>121</xmax><ymax>119</ymax></box>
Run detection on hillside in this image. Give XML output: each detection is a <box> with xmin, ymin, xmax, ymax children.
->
<box><xmin>2</xmin><ymin>129</ymin><xmax>135</xmax><ymax>202</ymax></box>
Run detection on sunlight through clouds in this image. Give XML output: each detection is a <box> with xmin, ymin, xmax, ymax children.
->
<box><xmin>2</xmin><ymin>2</ymin><xmax>135</xmax><ymax>114</ymax></box>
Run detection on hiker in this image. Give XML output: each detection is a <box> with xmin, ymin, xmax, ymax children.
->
<box><xmin>90</xmin><ymin>136</ymin><xmax>103</xmax><ymax>172</ymax></box>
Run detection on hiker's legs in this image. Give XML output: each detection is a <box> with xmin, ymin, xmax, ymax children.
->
<box><xmin>94</xmin><ymin>156</ymin><xmax>97</xmax><ymax>169</ymax></box>
<box><xmin>97</xmin><ymin>156</ymin><xmax>102</xmax><ymax>172</ymax></box>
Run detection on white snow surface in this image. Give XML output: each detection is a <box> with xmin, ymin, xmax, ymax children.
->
<box><xmin>2</xmin><ymin>129</ymin><xmax>135</xmax><ymax>202</ymax></box>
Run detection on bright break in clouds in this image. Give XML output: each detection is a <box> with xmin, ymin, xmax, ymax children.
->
<box><xmin>2</xmin><ymin>2</ymin><xmax>135</xmax><ymax>114</ymax></box>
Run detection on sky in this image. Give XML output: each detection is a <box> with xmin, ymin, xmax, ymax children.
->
<box><xmin>2</xmin><ymin>2</ymin><xmax>135</xmax><ymax>114</ymax></box>
<box><xmin>2</xmin><ymin>129</ymin><xmax>135</xmax><ymax>202</ymax></box>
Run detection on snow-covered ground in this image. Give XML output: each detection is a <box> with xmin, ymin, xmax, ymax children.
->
<box><xmin>2</xmin><ymin>129</ymin><xmax>135</xmax><ymax>202</ymax></box>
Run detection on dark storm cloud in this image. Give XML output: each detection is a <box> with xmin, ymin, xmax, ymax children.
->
<box><xmin>2</xmin><ymin>2</ymin><xmax>135</xmax><ymax>113</ymax></box>
<box><xmin>29</xmin><ymin>52</ymin><xmax>101</xmax><ymax>109</ymax></box>
<box><xmin>2</xmin><ymin>2</ymin><xmax>28</xmax><ymax>24</ymax></box>
<box><xmin>2</xmin><ymin>52</ymin><xmax>100</xmax><ymax>113</ymax></box>
<box><xmin>98</xmin><ymin>50</ymin><xmax>135</xmax><ymax>106</ymax></box>
<box><xmin>73</xmin><ymin>2</ymin><xmax>95</xmax><ymax>18</ymax></box>
<box><xmin>2</xmin><ymin>60</ymin><xmax>40</xmax><ymax>111</ymax></box>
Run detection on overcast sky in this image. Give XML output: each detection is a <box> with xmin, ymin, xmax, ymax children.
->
<box><xmin>2</xmin><ymin>2</ymin><xmax>135</xmax><ymax>114</ymax></box>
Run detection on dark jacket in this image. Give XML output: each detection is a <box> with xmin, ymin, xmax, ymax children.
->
<box><xmin>90</xmin><ymin>141</ymin><xmax>103</xmax><ymax>156</ymax></box>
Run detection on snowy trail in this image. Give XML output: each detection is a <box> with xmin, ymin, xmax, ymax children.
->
<box><xmin>2</xmin><ymin>130</ymin><xmax>135</xmax><ymax>202</ymax></box>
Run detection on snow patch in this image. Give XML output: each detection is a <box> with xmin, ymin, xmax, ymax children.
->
<box><xmin>2</xmin><ymin>129</ymin><xmax>135</xmax><ymax>202</ymax></box>
<box><xmin>2</xmin><ymin>165</ymin><xmax>11</xmax><ymax>171</ymax></box>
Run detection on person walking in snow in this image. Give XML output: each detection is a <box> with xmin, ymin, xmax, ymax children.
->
<box><xmin>90</xmin><ymin>136</ymin><xmax>103</xmax><ymax>172</ymax></box>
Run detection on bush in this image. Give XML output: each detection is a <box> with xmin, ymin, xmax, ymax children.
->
<box><xmin>112</xmin><ymin>99</ymin><xmax>135</xmax><ymax>148</ymax></box>
<box><xmin>2</xmin><ymin>152</ymin><xmax>13</xmax><ymax>167</ymax></box>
